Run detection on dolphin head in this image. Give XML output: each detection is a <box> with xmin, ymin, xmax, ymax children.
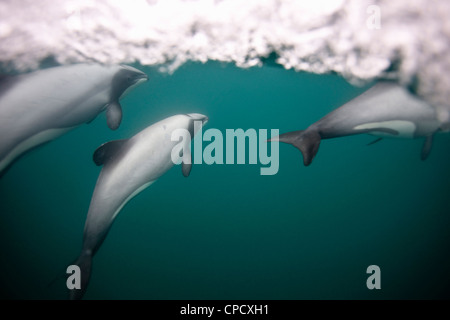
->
<box><xmin>186</xmin><ymin>113</ymin><xmax>209</xmax><ymax>125</ymax></box>
<box><xmin>185</xmin><ymin>113</ymin><xmax>208</xmax><ymax>138</ymax></box>
<box><xmin>111</xmin><ymin>65</ymin><xmax>148</xmax><ymax>101</ymax></box>
<box><xmin>103</xmin><ymin>65</ymin><xmax>148</xmax><ymax>130</ymax></box>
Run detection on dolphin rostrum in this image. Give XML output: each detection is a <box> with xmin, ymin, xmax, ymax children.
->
<box><xmin>69</xmin><ymin>113</ymin><xmax>209</xmax><ymax>300</ymax></box>
<box><xmin>270</xmin><ymin>81</ymin><xmax>446</xmax><ymax>166</ymax></box>
<box><xmin>0</xmin><ymin>64</ymin><xmax>148</xmax><ymax>176</ymax></box>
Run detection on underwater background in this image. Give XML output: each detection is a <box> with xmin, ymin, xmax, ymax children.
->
<box><xmin>0</xmin><ymin>61</ymin><xmax>450</xmax><ymax>299</ymax></box>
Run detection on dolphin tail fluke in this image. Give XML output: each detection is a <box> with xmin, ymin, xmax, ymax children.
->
<box><xmin>68</xmin><ymin>251</ymin><xmax>93</xmax><ymax>300</ymax></box>
<box><xmin>269</xmin><ymin>129</ymin><xmax>321</xmax><ymax>166</ymax></box>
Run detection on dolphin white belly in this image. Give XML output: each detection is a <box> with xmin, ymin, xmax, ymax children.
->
<box><xmin>0</xmin><ymin>63</ymin><xmax>148</xmax><ymax>176</ymax></box>
<box><xmin>354</xmin><ymin>120</ymin><xmax>416</xmax><ymax>138</ymax></box>
<box><xmin>69</xmin><ymin>113</ymin><xmax>208</xmax><ymax>300</ymax></box>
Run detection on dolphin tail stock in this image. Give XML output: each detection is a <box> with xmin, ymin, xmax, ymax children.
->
<box><xmin>68</xmin><ymin>250</ymin><xmax>93</xmax><ymax>300</ymax></box>
<box><xmin>269</xmin><ymin>129</ymin><xmax>321</xmax><ymax>166</ymax></box>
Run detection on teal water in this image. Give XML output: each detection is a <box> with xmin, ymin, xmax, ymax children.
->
<box><xmin>1</xmin><ymin>61</ymin><xmax>450</xmax><ymax>299</ymax></box>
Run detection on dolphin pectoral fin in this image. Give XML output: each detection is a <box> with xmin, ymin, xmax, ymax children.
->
<box><xmin>367</xmin><ymin>137</ymin><xmax>383</xmax><ymax>146</ymax></box>
<box><xmin>182</xmin><ymin>162</ymin><xmax>192</xmax><ymax>177</ymax></box>
<box><xmin>421</xmin><ymin>134</ymin><xmax>434</xmax><ymax>161</ymax></box>
<box><xmin>270</xmin><ymin>129</ymin><xmax>321</xmax><ymax>166</ymax></box>
<box><xmin>93</xmin><ymin>139</ymin><xmax>127</xmax><ymax>166</ymax></box>
<box><xmin>106</xmin><ymin>101</ymin><xmax>122</xmax><ymax>130</ymax></box>
<box><xmin>181</xmin><ymin>145</ymin><xmax>192</xmax><ymax>177</ymax></box>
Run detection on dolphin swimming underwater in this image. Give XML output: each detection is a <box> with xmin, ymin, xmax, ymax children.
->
<box><xmin>0</xmin><ymin>64</ymin><xmax>148</xmax><ymax>176</ymax></box>
<box><xmin>270</xmin><ymin>81</ymin><xmax>446</xmax><ymax>166</ymax></box>
<box><xmin>69</xmin><ymin>113</ymin><xmax>209</xmax><ymax>300</ymax></box>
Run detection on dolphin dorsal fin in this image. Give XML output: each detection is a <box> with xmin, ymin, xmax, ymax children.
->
<box><xmin>93</xmin><ymin>139</ymin><xmax>127</xmax><ymax>166</ymax></box>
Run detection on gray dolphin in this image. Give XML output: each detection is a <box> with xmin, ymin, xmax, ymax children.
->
<box><xmin>69</xmin><ymin>113</ymin><xmax>209</xmax><ymax>300</ymax></box>
<box><xmin>270</xmin><ymin>81</ymin><xmax>445</xmax><ymax>166</ymax></box>
<box><xmin>0</xmin><ymin>64</ymin><xmax>148</xmax><ymax>176</ymax></box>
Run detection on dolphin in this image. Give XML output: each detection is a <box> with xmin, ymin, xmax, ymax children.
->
<box><xmin>69</xmin><ymin>113</ymin><xmax>209</xmax><ymax>300</ymax></box>
<box><xmin>270</xmin><ymin>81</ymin><xmax>445</xmax><ymax>166</ymax></box>
<box><xmin>0</xmin><ymin>63</ymin><xmax>148</xmax><ymax>176</ymax></box>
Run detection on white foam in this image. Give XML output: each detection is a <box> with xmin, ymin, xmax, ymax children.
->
<box><xmin>0</xmin><ymin>0</ymin><xmax>449</xmax><ymax>111</ymax></box>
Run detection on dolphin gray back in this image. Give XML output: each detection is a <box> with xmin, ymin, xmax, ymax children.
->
<box><xmin>0</xmin><ymin>74</ymin><xmax>22</xmax><ymax>99</ymax></box>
